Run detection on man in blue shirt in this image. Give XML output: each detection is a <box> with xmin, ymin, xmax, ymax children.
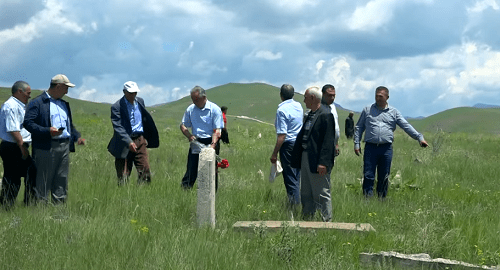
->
<box><xmin>270</xmin><ymin>84</ymin><xmax>303</xmax><ymax>206</ymax></box>
<box><xmin>180</xmin><ymin>86</ymin><xmax>223</xmax><ymax>190</ymax></box>
<box><xmin>108</xmin><ymin>81</ymin><xmax>159</xmax><ymax>185</ymax></box>
<box><xmin>354</xmin><ymin>86</ymin><xmax>428</xmax><ymax>198</ymax></box>
<box><xmin>24</xmin><ymin>74</ymin><xmax>85</xmax><ymax>204</ymax></box>
<box><xmin>0</xmin><ymin>81</ymin><xmax>36</xmax><ymax>208</ymax></box>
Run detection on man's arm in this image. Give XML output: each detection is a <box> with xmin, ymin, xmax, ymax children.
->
<box><xmin>318</xmin><ymin>112</ymin><xmax>335</xmax><ymax>175</ymax></box>
<box><xmin>110</xmin><ymin>103</ymin><xmax>135</xmax><ymax>152</ymax></box>
<box><xmin>394</xmin><ymin>109</ymin><xmax>428</xmax><ymax>147</ymax></box>
<box><xmin>353</xmin><ymin>109</ymin><xmax>367</xmax><ymax>156</ymax></box>
<box><xmin>10</xmin><ymin>131</ymin><xmax>29</xmax><ymax>159</ymax></box>
<box><xmin>270</xmin><ymin>134</ymin><xmax>286</xmax><ymax>163</ymax></box>
<box><xmin>211</xmin><ymin>128</ymin><xmax>221</xmax><ymax>149</ymax></box>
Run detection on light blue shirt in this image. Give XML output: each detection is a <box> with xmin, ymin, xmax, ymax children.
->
<box><xmin>47</xmin><ymin>92</ymin><xmax>71</xmax><ymax>139</ymax></box>
<box><xmin>182</xmin><ymin>100</ymin><xmax>223</xmax><ymax>139</ymax></box>
<box><xmin>0</xmin><ymin>96</ymin><xmax>31</xmax><ymax>143</ymax></box>
<box><xmin>275</xmin><ymin>99</ymin><xmax>303</xmax><ymax>142</ymax></box>
<box><xmin>126</xmin><ymin>99</ymin><xmax>143</xmax><ymax>134</ymax></box>
<box><xmin>354</xmin><ymin>103</ymin><xmax>424</xmax><ymax>149</ymax></box>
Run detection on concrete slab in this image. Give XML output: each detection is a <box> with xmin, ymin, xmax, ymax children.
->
<box><xmin>233</xmin><ymin>221</ymin><xmax>375</xmax><ymax>232</ymax></box>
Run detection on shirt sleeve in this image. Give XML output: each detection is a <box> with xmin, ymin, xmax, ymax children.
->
<box><xmin>4</xmin><ymin>107</ymin><xmax>21</xmax><ymax>133</ymax></box>
<box><xmin>213</xmin><ymin>107</ymin><xmax>224</xmax><ymax>129</ymax></box>
<box><xmin>330</xmin><ymin>104</ymin><xmax>340</xmax><ymax>145</ymax></box>
<box><xmin>395</xmin><ymin>109</ymin><xmax>424</xmax><ymax>142</ymax></box>
<box><xmin>181</xmin><ymin>108</ymin><xmax>192</xmax><ymax>128</ymax></box>
<box><xmin>354</xmin><ymin>108</ymin><xmax>367</xmax><ymax>149</ymax></box>
<box><xmin>275</xmin><ymin>110</ymin><xmax>287</xmax><ymax>134</ymax></box>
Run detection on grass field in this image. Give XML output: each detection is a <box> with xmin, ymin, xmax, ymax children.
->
<box><xmin>1</xmin><ymin>87</ymin><xmax>500</xmax><ymax>269</ymax></box>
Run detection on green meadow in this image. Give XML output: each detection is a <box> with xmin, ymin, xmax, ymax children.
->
<box><xmin>0</xmin><ymin>84</ymin><xmax>499</xmax><ymax>269</ymax></box>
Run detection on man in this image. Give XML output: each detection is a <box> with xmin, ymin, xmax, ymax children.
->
<box><xmin>107</xmin><ymin>81</ymin><xmax>159</xmax><ymax>185</ymax></box>
<box><xmin>180</xmin><ymin>86</ymin><xmax>223</xmax><ymax>190</ymax></box>
<box><xmin>23</xmin><ymin>74</ymin><xmax>85</xmax><ymax>204</ymax></box>
<box><xmin>0</xmin><ymin>81</ymin><xmax>36</xmax><ymax>208</ymax></box>
<box><xmin>291</xmin><ymin>86</ymin><xmax>335</xmax><ymax>221</ymax></box>
<box><xmin>321</xmin><ymin>84</ymin><xmax>340</xmax><ymax>156</ymax></box>
<box><xmin>270</xmin><ymin>84</ymin><xmax>303</xmax><ymax>206</ymax></box>
<box><xmin>220</xmin><ymin>106</ymin><xmax>230</xmax><ymax>144</ymax></box>
<box><xmin>345</xmin><ymin>111</ymin><xmax>354</xmax><ymax>139</ymax></box>
<box><xmin>354</xmin><ymin>86</ymin><xmax>428</xmax><ymax>198</ymax></box>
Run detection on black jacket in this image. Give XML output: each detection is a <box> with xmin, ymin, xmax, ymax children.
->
<box><xmin>291</xmin><ymin>104</ymin><xmax>335</xmax><ymax>173</ymax></box>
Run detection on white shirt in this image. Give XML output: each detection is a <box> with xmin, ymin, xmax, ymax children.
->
<box><xmin>329</xmin><ymin>103</ymin><xmax>340</xmax><ymax>145</ymax></box>
<box><xmin>0</xmin><ymin>96</ymin><xmax>31</xmax><ymax>143</ymax></box>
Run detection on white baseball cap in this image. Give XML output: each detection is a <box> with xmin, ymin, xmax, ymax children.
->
<box><xmin>123</xmin><ymin>81</ymin><xmax>140</xmax><ymax>93</ymax></box>
<box><xmin>51</xmin><ymin>74</ymin><xmax>75</xmax><ymax>87</ymax></box>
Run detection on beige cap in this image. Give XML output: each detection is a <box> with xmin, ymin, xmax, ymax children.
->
<box><xmin>51</xmin><ymin>74</ymin><xmax>75</xmax><ymax>87</ymax></box>
<box><xmin>123</xmin><ymin>81</ymin><xmax>140</xmax><ymax>93</ymax></box>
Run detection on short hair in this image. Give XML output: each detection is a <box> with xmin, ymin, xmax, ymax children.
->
<box><xmin>221</xmin><ymin>106</ymin><xmax>228</xmax><ymax>112</ymax></box>
<box><xmin>280</xmin><ymin>84</ymin><xmax>295</xmax><ymax>100</ymax></box>
<box><xmin>11</xmin><ymin>81</ymin><xmax>30</xmax><ymax>95</ymax></box>
<box><xmin>376</xmin><ymin>86</ymin><xmax>389</xmax><ymax>96</ymax></box>
<box><xmin>190</xmin><ymin>86</ymin><xmax>206</xmax><ymax>97</ymax></box>
<box><xmin>306</xmin><ymin>86</ymin><xmax>322</xmax><ymax>100</ymax></box>
<box><xmin>321</xmin><ymin>84</ymin><xmax>335</xmax><ymax>93</ymax></box>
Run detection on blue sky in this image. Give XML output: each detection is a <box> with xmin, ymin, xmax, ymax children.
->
<box><xmin>1</xmin><ymin>0</ymin><xmax>500</xmax><ymax>117</ymax></box>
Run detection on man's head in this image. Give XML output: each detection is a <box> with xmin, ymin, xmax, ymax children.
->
<box><xmin>349</xmin><ymin>111</ymin><xmax>354</xmax><ymax>117</ymax></box>
<box><xmin>11</xmin><ymin>81</ymin><xmax>31</xmax><ymax>104</ymax></box>
<box><xmin>304</xmin><ymin>86</ymin><xmax>322</xmax><ymax>110</ymax></box>
<box><xmin>190</xmin><ymin>86</ymin><xmax>207</xmax><ymax>109</ymax></box>
<box><xmin>48</xmin><ymin>74</ymin><xmax>75</xmax><ymax>99</ymax></box>
<box><xmin>123</xmin><ymin>81</ymin><xmax>140</xmax><ymax>104</ymax></box>
<box><xmin>375</xmin><ymin>86</ymin><xmax>389</xmax><ymax>108</ymax></box>
<box><xmin>321</xmin><ymin>84</ymin><xmax>336</xmax><ymax>105</ymax></box>
<box><xmin>280</xmin><ymin>84</ymin><xmax>294</xmax><ymax>101</ymax></box>
<box><xmin>221</xmin><ymin>106</ymin><xmax>228</xmax><ymax>113</ymax></box>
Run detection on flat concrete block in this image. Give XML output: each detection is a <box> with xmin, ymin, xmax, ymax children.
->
<box><xmin>360</xmin><ymin>251</ymin><xmax>499</xmax><ymax>270</ymax></box>
<box><xmin>233</xmin><ymin>221</ymin><xmax>375</xmax><ymax>232</ymax></box>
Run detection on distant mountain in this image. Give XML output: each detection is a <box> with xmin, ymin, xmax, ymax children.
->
<box><xmin>473</xmin><ymin>103</ymin><xmax>500</xmax><ymax>109</ymax></box>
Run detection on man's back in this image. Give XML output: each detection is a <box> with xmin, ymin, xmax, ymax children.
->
<box><xmin>275</xmin><ymin>99</ymin><xmax>303</xmax><ymax>142</ymax></box>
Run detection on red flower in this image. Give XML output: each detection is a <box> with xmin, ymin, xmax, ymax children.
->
<box><xmin>217</xmin><ymin>159</ymin><xmax>229</xmax><ymax>169</ymax></box>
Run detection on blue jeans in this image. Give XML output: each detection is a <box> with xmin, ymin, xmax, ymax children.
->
<box><xmin>363</xmin><ymin>143</ymin><xmax>393</xmax><ymax>198</ymax></box>
<box><xmin>280</xmin><ymin>140</ymin><xmax>301</xmax><ymax>205</ymax></box>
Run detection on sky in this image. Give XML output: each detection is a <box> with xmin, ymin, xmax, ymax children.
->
<box><xmin>1</xmin><ymin>0</ymin><xmax>500</xmax><ymax>117</ymax></box>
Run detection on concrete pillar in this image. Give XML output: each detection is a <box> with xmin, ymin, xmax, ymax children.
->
<box><xmin>196</xmin><ymin>147</ymin><xmax>216</xmax><ymax>228</ymax></box>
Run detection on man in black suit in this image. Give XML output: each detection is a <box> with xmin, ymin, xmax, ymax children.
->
<box><xmin>292</xmin><ymin>86</ymin><xmax>335</xmax><ymax>222</ymax></box>
<box><xmin>108</xmin><ymin>81</ymin><xmax>159</xmax><ymax>185</ymax></box>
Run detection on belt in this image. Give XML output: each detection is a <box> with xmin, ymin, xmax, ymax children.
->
<box><xmin>52</xmin><ymin>138</ymin><xmax>70</xmax><ymax>143</ymax></box>
<box><xmin>365</xmin><ymin>142</ymin><xmax>391</xmax><ymax>147</ymax></box>
<box><xmin>130</xmin><ymin>133</ymin><xmax>143</xmax><ymax>140</ymax></box>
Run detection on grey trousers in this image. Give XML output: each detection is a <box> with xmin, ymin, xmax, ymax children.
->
<box><xmin>300</xmin><ymin>152</ymin><xmax>332</xmax><ymax>221</ymax></box>
<box><xmin>33</xmin><ymin>140</ymin><xmax>70</xmax><ymax>203</ymax></box>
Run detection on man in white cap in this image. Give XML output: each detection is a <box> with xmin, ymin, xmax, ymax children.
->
<box><xmin>24</xmin><ymin>74</ymin><xmax>85</xmax><ymax>204</ymax></box>
<box><xmin>107</xmin><ymin>81</ymin><xmax>159</xmax><ymax>185</ymax></box>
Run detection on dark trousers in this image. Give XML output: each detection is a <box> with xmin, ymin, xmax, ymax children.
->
<box><xmin>115</xmin><ymin>135</ymin><xmax>151</xmax><ymax>185</ymax></box>
<box><xmin>279</xmin><ymin>140</ymin><xmax>301</xmax><ymax>205</ymax></box>
<box><xmin>181</xmin><ymin>137</ymin><xmax>219</xmax><ymax>190</ymax></box>
<box><xmin>363</xmin><ymin>143</ymin><xmax>393</xmax><ymax>198</ymax></box>
<box><xmin>0</xmin><ymin>141</ymin><xmax>36</xmax><ymax>207</ymax></box>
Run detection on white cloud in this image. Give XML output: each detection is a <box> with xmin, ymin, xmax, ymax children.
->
<box><xmin>467</xmin><ymin>0</ymin><xmax>499</xmax><ymax>13</ymax></box>
<box><xmin>0</xmin><ymin>0</ymin><xmax>83</xmax><ymax>45</ymax></box>
<box><xmin>254</xmin><ymin>50</ymin><xmax>283</xmax><ymax>60</ymax></box>
<box><xmin>271</xmin><ymin>0</ymin><xmax>318</xmax><ymax>11</ymax></box>
<box><xmin>346</xmin><ymin>0</ymin><xmax>398</xmax><ymax>31</ymax></box>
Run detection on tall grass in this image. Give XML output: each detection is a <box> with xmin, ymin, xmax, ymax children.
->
<box><xmin>1</xmin><ymin>108</ymin><xmax>499</xmax><ymax>269</ymax></box>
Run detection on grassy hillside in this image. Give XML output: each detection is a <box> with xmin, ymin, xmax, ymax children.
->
<box><xmin>409</xmin><ymin>107</ymin><xmax>500</xmax><ymax>135</ymax></box>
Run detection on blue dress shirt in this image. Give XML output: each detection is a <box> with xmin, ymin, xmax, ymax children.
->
<box><xmin>0</xmin><ymin>96</ymin><xmax>31</xmax><ymax>143</ymax></box>
<box><xmin>275</xmin><ymin>99</ymin><xmax>303</xmax><ymax>142</ymax></box>
<box><xmin>126</xmin><ymin>99</ymin><xmax>144</xmax><ymax>134</ymax></box>
<box><xmin>182</xmin><ymin>100</ymin><xmax>223</xmax><ymax>139</ymax></box>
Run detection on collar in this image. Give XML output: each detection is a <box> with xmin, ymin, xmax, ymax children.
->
<box><xmin>10</xmin><ymin>96</ymin><xmax>26</xmax><ymax>108</ymax></box>
<box><xmin>278</xmin><ymin>99</ymin><xmax>295</xmax><ymax>107</ymax></box>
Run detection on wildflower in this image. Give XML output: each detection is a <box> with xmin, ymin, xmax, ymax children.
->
<box><xmin>140</xmin><ymin>226</ymin><xmax>149</xmax><ymax>233</ymax></box>
<box><xmin>131</xmin><ymin>219</ymin><xmax>138</xmax><ymax>224</ymax></box>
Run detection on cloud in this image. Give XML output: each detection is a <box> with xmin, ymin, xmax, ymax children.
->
<box><xmin>467</xmin><ymin>0</ymin><xmax>499</xmax><ymax>13</ymax></box>
<box><xmin>254</xmin><ymin>50</ymin><xmax>283</xmax><ymax>60</ymax></box>
<box><xmin>346</xmin><ymin>0</ymin><xmax>399</xmax><ymax>31</ymax></box>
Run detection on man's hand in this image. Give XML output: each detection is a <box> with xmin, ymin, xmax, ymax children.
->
<box><xmin>129</xmin><ymin>142</ymin><xmax>138</xmax><ymax>153</ymax></box>
<box><xmin>77</xmin><ymin>138</ymin><xmax>86</xmax><ymax>145</ymax></box>
<box><xmin>355</xmin><ymin>148</ymin><xmax>362</xmax><ymax>156</ymax></box>
<box><xmin>420</xmin><ymin>140</ymin><xmax>428</xmax><ymax>148</ymax></box>
<box><xmin>317</xmin><ymin>165</ymin><xmax>327</xmax><ymax>176</ymax></box>
<box><xmin>49</xmin><ymin>127</ymin><xmax>63</xmax><ymax>137</ymax></box>
<box><xmin>270</xmin><ymin>153</ymin><xmax>278</xmax><ymax>164</ymax></box>
<box><xmin>335</xmin><ymin>144</ymin><xmax>340</xmax><ymax>157</ymax></box>
<box><xmin>20</xmin><ymin>144</ymin><xmax>29</xmax><ymax>160</ymax></box>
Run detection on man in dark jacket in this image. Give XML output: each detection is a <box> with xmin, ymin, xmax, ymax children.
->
<box><xmin>292</xmin><ymin>86</ymin><xmax>335</xmax><ymax>222</ymax></box>
<box><xmin>345</xmin><ymin>111</ymin><xmax>354</xmax><ymax>139</ymax></box>
<box><xmin>108</xmin><ymin>81</ymin><xmax>159</xmax><ymax>185</ymax></box>
<box><xmin>23</xmin><ymin>74</ymin><xmax>85</xmax><ymax>204</ymax></box>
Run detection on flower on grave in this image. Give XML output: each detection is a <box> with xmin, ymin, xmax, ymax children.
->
<box><xmin>217</xmin><ymin>159</ymin><xmax>229</xmax><ymax>169</ymax></box>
